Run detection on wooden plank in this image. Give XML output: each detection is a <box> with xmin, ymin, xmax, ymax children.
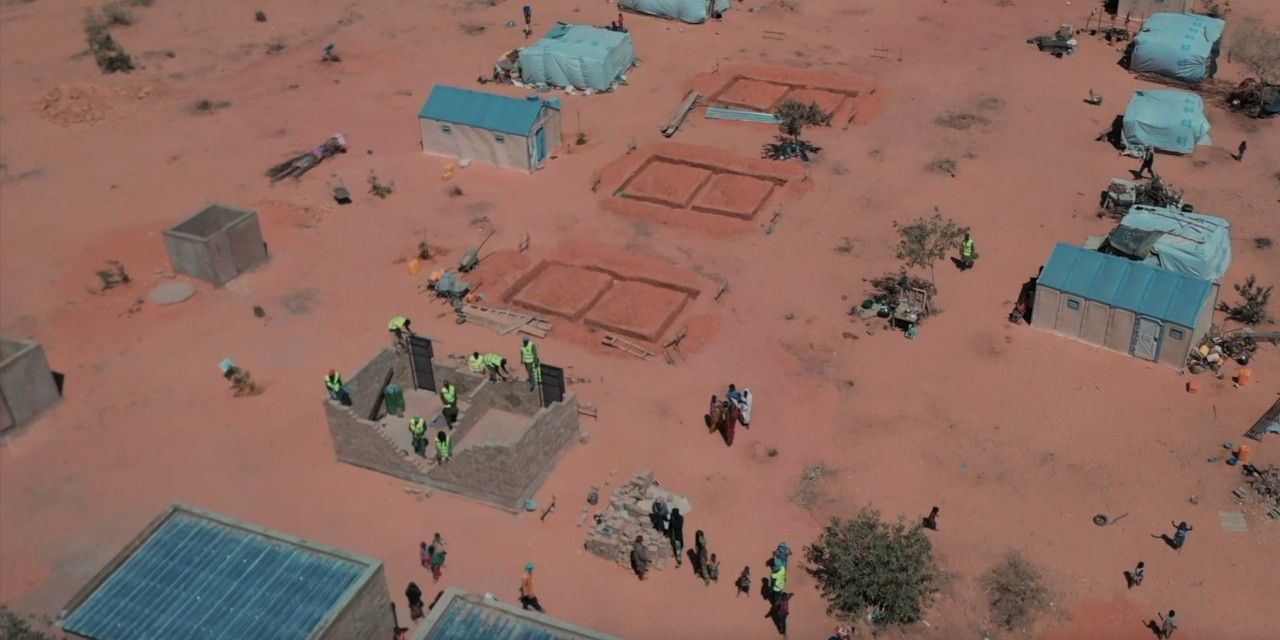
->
<box><xmin>661</xmin><ymin>90</ymin><xmax>701</xmax><ymax>138</ymax></box>
<box><xmin>1243</xmin><ymin>399</ymin><xmax>1280</xmax><ymax>442</ymax></box>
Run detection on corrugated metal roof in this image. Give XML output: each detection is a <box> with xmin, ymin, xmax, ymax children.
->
<box><xmin>1038</xmin><ymin>243</ymin><xmax>1213</xmax><ymax>328</ymax></box>
<box><xmin>419</xmin><ymin>85</ymin><xmax>547</xmax><ymax>136</ymax></box>
<box><xmin>61</xmin><ymin>510</ymin><xmax>367</xmax><ymax>640</ymax></box>
<box><xmin>421</xmin><ymin>591</ymin><xmax>618</xmax><ymax>640</ymax></box>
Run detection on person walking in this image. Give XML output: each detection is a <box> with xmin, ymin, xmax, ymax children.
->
<box><xmin>1129</xmin><ymin>561</ymin><xmax>1145</xmax><ymax>588</ymax></box>
<box><xmin>769</xmin><ymin>558</ymin><xmax>787</xmax><ymax>603</ymax></box>
<box><xmin>767</xmin><ymin>591</ymin><xmax>793</xmax><ymax>637</ymax></box>
<box><xmin>324</xmin><ymin>369</ymin><xmax>351</xmax><ymax>405</ymax></box>
<box><xmin>1236</xmin><ymin>140</ymin><xmax>1247</xmax><ymax>162</ymax></box>
<box><xmin>650</xmin><ymin>496</ymin><xmax>670</xmax><ymax>535</ymax></box>
<box><xmin>693</xmin><ymin>530</ymin><xmax>710</xmax><ymax>583</ymax></box>
<box><xmin>959</xmin><ymin>232</ymin><xmax>977</xmax><ymax>270</ymax></box>
<box><xmin>439</xmin><ymin>381</ymin><xmax>459</xmax><ymax>429</ymax></box>
<box><xmin>923</xmin><ymin>506</ymin><xmax>940</xmax><ymax>530</ymax></box>
<box><xmin>772</xmin><ymin>542</ymin><xmax>792</xmax><ymax>569</ymax></box>
<box><xmin>1170</xmin><ymin>521</ymin><xmax>1193</xmax><ymax>550</ymax></box>
<box><xmin>1159</xmin><ymin>610</ymin><xmax>1178</xmax><ymax>638</ymax></box>
<box><xmin>668</xmin><ymin>507</ymin><xmax>685</xmax><ymax>567</ymax></box>
<box><xmin>520</xmin><ymin>337</ymin><xmax>541</xmax><ymax>391</ymax></box>
<box><xmin>735</xmin><ymin>566</ymin><xmax>752</xmax><ymax>597</ymax></box>
<box><xmin>426</xmin><ymin>533</ymin><xmax>446</xmax><ymax>582</ymax></box>
<box><xmin>519</xmin><ymin>562</ymin><xmax>544</xmax><ymax>612</ymax></box>
<box><xmin>405</xmin><ymin>582</ymin><xmax>425</xmax><ymax>623</ymax></box>
<box><xmin>409</xmin><ymin>416</ymin><xmax>428</xmax><ymax>457</ymax></box>
<box><xmin>630</xmin><ymin>536</ymin><xmax>650</xmax><ymax>580</ymax></box>
<box><xmin>706</xmin><ymin>553</ymin><xmax>720</xmax><ymax>583</ymax></box>
<box><xmin>721</xmin><ymin>398</ymin><xmax>739</xmax><ymax>447</ymax></box>
<box><xmin>1137</xmin><ymin>147</ymin><xmax>1156</xmax><ymax>178</ymax></box>
<box><xmin>434</xmin><ymin>430</ymin><xmax>452</xmax><ymax>464</ymax></box>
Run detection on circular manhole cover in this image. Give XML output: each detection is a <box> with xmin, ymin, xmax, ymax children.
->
<box><xmin>149</xmin><ymin>281</ymin><xmax>196</xmax><ymax>305</ymax></box>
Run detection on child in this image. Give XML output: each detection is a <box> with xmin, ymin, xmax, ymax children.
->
<box><xmin>923</xmin><ymin>506</ymin><xmax>939</xmax><ymax>530</ymax></box>
<box><xmin>735</xmin><ymin>566</ymin><xmax>751</xmax><ymax>597</ymax></box>
<box><xmin>706</xmin><ymin>553</ymin><xmax>720</xmax><ymax>584</ymax></box>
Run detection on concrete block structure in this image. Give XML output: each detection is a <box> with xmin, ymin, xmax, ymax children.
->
<box><xmin>58</xmin><ymin>503</ymin><xmax>392</xmax><ymax>640</ymax></box>
<box><xmin>584</xmin><ymin>469</ymin><xmax>691</xmax><ymax>570</ymax></box>
<box><xmin>1</xmin><ymin>335</ymin><xmax>61</xmax><ymax>432</ymax></box>
<box><xmin>1032</xmin><ymin>243</ymin><xmax>1217</xmax><ymax>369</ymax></box>
<box><xmin>413</xmin><ymin>587</ymin><xmax>620</xmax><ymax>640</ymax></box>
<box><xmin>325</xmin><ymin>347</ymin><xmax>580</xmax><ymax>512</ymax></box>
<box><xmin>419</xmin><ymin>85</ymin><xmax>562</xmax><ymax>172</ymax></box>
<box><xmin>163</xmin><ymin>204</ymin><xmax>269</xmax><ymax>286</ymax></box>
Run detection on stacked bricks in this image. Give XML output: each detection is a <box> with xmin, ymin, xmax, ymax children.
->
<box><xmin>584</xmin><ymin>469</ymin><xmax>691</xmax><ymax>570</ymax></box>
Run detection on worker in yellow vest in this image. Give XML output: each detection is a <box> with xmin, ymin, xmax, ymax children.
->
<box><xmin>408</xmin><ymin>415</ymin><xmax>427</xmax><ymax>457</ymax></box>
<box><xmin>770</xmin><ymin>559</ymin><xmax>787</xmax><ymax>603</ymax></box>
<box><xmin>958</xmin><ymin>232</ymin><xmax>977</xmax><ymax>271</ymax></box>
<box><xmin>324</xmin><ymin>369</ymin><xmax>351</xmax><ymax>405</ymax></box>
<box><xmin>434</xmin><ymin>430</ymin><xmax>452</xmax><ymax>464</ymax></box>
<box><xmin>470</xmin><ymin>351</ymin><xmax>510</xmax><ymax>382</ymax></box>
<box><xmin>388</xmin><ymin>316</ymin><xmax>413</xmax><ymax>349</ymax></box>
<box><xmin>439</xmin><ymin>381</ymin><xmax>459</xmax><ymax>429</ymax></box>
<box><xmin>520</xmin><ymin>337</ymin><xmax>541</xmax><ymax>391</ymax></box>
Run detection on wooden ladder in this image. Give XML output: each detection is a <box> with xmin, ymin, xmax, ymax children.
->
<box><xmin>462</xmin><ymin>304</ymin><xmax>552</xmax><ymax>338</ymax></box>
<box><xmin>601</xmin><ymin>334</ymin><xmax>653</xmax><ymax>360</ymax></box>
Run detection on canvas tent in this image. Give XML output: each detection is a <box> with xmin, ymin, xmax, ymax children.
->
<box><xmin>1099</xmin><ymin>205</ymin><xmax>1231</xmax><ymax>281</ymax></box>
<box><xmin>1121</xmin><ymin>90</ymin><xmax>1210</xmax><ymax>153</ymax></box>
<box><xmin>620</xmin><ymin>0</ymin><xmax>731</xmax><ymax>23</ymax></box>
<box><xmin>519</xmin><ymin>23</ymin><xmax>636</xmax><ymax>91</ymax></box>
<box><xmin>1032</xmin><ymin>243</ymin><xmax>1217</xmax><ymax>369</ymax></box>
<box><xmin>419</xmin><ymin>85</ymin><xmax>562</xmax><ymax>172</ymax></box>
<box><xmin>1129</xmin><ymin>13</ymin><xmax>1224</xmax><ymax>84</ymax></box>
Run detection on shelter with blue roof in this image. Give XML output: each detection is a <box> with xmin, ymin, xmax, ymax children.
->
<box><xmin>412</xmin><ymin>588</ymin><xmax>620</xmax><ymax>640</ymax></box>
<box><xmin>58</xmin><ymin>503</ymin><xmax>391</xmax><ymax>640</ymax></box>
<box><xmin>420</xmin><ymin>85</ymin><xmax>562</xmax><ymax>172</ymax></box>
<box><xmin>1129</xmin><ymin>12</ymin><xmax>1225</xmax><ymax>84</ymax></box>
<box><xmin>1032</xmin><ymin>243</ymin><xmax>1218</xmax><ymax>369</ymax></box>
<box><xmin>1121</xmin><ymin>89</ymin><xmax>1210</xmax><ymax>154</ymax></box>
<box><xmin>518</xmin><ymin>23</ymin><xmax>635</xmax><ymax>91</ymax></box>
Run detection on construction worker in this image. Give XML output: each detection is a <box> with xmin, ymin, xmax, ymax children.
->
<box><xmin>520</xmin><ymin>337</ymin><xmax>541</xmax><ymax>391</ymax></box>
<box><xmin>770</xmin><ymin>558</ymin><xmax>787</xmax><ymax>603</ymax></box>
<box><xmin>959</xmin><ymin>232</ymin><xmax>977</xmax><ymax>270</ymax></box>
<box><xmin>439</xmin><ymin>381</ymin><xmax>459</xmax><ymax>429</ymax></box>
<box><xmin>324</xmin><ymin>369</ymin><xmax>351</xmax><ymax>406</ymax></box>
<box><xmin>469</xmin><ymin>352</ymin><xmax>487</xmax><ymax>375</ymax></box>
<box><xmin>434</xmin><ymin>430</ymin><xmax>452</xmax><ymax>464</ymax></box>
<box><xmin>484</xmin><ymin>352</ymin><xmax>511</xmax><ymax>381</ymax></box>
<box><xmin>409</xmin><ymin>415</ymin><xmax>427</xmax><ymax>457</ymax></box>
<box><xmin>388</xmin><ymin>316</ymin><xmax>413</xmax><ymax>349</ymax></box>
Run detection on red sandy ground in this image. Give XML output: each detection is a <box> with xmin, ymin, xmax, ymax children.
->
<box><xmin>584</xmin><ymin>279</ymin><xmax>692</xmax><ymax>343</ymax></box>
<box><xmin>511</xmin><ymin>263</ymin><xmax>613</xmax><ymax>319</ymax></box>
<box><xmin>623</xmin><ymin>159</ymin><xmax>713</xmax><ymax>207</ymax></box>
<box><xmin>691</xmin><ymin>172</ymin><xmax>777</xmax><ymax>218</ymax></box>
<box><xmin>2</xmin><ymin>1</ymin><xmax>1280</xmax><ymax>639</ymax></box>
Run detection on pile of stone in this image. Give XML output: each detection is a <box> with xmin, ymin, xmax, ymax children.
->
<box><xmin>584</xmin><ymin>469</ymin><xmax>691</xmax><ymax>570</ymax></box>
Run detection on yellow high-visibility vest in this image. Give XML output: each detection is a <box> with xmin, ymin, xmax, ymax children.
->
<box><xmin>435</xmin><ymin>432</ymin><xmax>452</xmax><ymax>457</ymax></box>
<box><xmin>409</xmin><ymin>417</ymin><xmax>426</xmax><ymax>437</ymax></box>
<box><xmin>388</xmin><ymin>316</ymin><xmax>409</xmax><ymax>332</ymax></box>
<box><xmin>324</xmin><ymin>373</ymin><xmax>343</xmax><ymax>392</ymax></box>
<box><xmin>961</xmin><ymin>238</ymin><xmax>975</xmax><ymax>258</ymax></box>
<box><xmin>520</xmin><ymin>341</ymin><xmax>537</xmax><ymax>363</ymax></box>
<box><xmin>440</xmin><ymin>384</ymin><xmax>458</xmax><ymax>407</ymax></box>
<box><xmin>482</xmin><ymin>353</ymin><xmax>504</xmax><ymax>367</ymax></box>
<box><xmin>468</xmin><ymin>355</ymin><xmax>486</xmax><ymax>373</ymax></box>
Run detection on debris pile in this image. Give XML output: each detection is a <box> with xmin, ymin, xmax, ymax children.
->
<box><xmin>1236</xmin><ymin>464</ymin><xmax>1280</xmax><ymax>521</ymax></box>
<box><xmin>1226</xmin><ymin>78</ymin><xmax>1280</xmax><ymax>119</ymax></box>
<box><xmin>265</xmin><ymin>134</ymin><xmax>347</xmax><ymax>183</ymax></box>
<box><xmin>584</xmin><ymin>469</ymin><xmax>690</xmax><ymax>569</ymax></box>
<box><xmin>1187</xmin><ymin>326</ymin><xmax>1258</xmax><ymax>372</ymax></box>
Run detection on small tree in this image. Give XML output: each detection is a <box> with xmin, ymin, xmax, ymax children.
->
<box><xmin>1</xmin><ymin>608</ymin><xmax>58</xmax><ymax>640</ymax></box>
<box><xmin>1228</xmin><ymin>21</ymin><xmax>1280</xmax><ymax>83</ymax></box>
<box><xmin>804</xmin><ymin>508</ymin><xmax>940</xmax><ymax>626</ymax></box>
<box><xmin>763</xmin><ymin>100</ymin><xmax>830</xmax><ymax>160</ymax></box>
<box><xmin>893</xmin><ymin>212</ymin><xmax>968</xmax><ymax>283</ymax></box>
<box><xmin>1217</xmin><ymin>274</ymin><xmax>1274</xmax><ymax>325</ymax></box>
<box><xmin>981</xmin><ymin>551</ymin><xmax>1051</xmax><ymax>631</ymax></box>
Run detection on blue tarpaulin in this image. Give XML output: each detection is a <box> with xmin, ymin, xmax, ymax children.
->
<box><xmin>620</xmin><ymin>0</ymin><xmax>731</xmax><ymax>24</ymax></box>
<box><xmin>1108</xmin><ymin>205</ymin><xmax>1232</xmax><ymax>281</ymax></box>
<box><xmin>519</xmin><ymin>23</ymin><xmax>635</xmax><ymax>91</ymax></box>
<box><xmin>1121</xmin><ymin>90</ymin><xmax>1211</xmax><ymax>154</ymax></box>
<box><xmin>1130</xmin><ymin>13</ymin><xmax>1225</xmax><ymax>84</ymax></box>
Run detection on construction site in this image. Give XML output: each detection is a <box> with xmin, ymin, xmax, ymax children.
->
<box><xmin>1</xmin><ymin>0</ymin><xmax>1278</xmax><ymax>639</ymax></box>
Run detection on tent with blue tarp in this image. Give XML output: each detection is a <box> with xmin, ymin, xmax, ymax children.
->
<box><xmin>1121</xmin><ymin>89</ymin><xmax>1211</xmax><ymax>153</ymax></box>
<box><xmin>620</xmin><ymin>0</ymin><xmax>731</xmax><ymax>24</ymax></box>
<box><xmin>1130</xmin><ymin>13</ymin><xmax>1225</xmax><ymax>84</ymax></box>
<box><xmin>1032</xmin><ymin>243</ymin><xmax>1217</xmax><ymax>369</ymax></box>
<box><xmin>518</xmin><ymin>23</ymin><xmax>635</xmax><ymax>91</ymax></box>
<box><xmin>1104</xmin><ymin>205</ymin><xmax>1232</xmax><ymax>281</ymax></box>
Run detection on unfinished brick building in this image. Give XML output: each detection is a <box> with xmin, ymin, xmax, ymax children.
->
<box><xmin>324</xmin><ymin>346</ymin><xmax>580</xmax><ymax>512</ymax></box>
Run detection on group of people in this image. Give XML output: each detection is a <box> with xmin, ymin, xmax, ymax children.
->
<box><xmin>469</xmin><ymin>336</ymin><xmax>541</xmax><ymax>391</ymax></box>
<box><xmin>403</xmin><ymin>534</ymin><xmax>448</xmax><ymax>627</ymax></box>
<box><xmin>707</xmin><ymin>383</ymin><xmax>753</xmax><ymax>447</ymax></box>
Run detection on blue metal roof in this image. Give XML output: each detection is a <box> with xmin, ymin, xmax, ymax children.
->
<box><xmin>61</xmin><ymin>511</ymin><xmax>368</xmax><ymax>640</ymax></box>
<box><xmin>420</xmin><ymin>85</ymin><xmax>547</xmax><ymax>136</ymax></box>
<box><xmin>424</xmin><ymin>594</ymin><xmax>610</xmax><ymax>640</ymax></box>
<box><xmin>1038</xmin><ymin>243</ymin><xmax>1213</xmax><ymax>328</ymax></box>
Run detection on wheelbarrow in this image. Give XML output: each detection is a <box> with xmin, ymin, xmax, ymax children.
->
<box><xmin>1093</xmin><ymin>512</ymin><xmax>1129</xmax><ymax>527</ymax></box>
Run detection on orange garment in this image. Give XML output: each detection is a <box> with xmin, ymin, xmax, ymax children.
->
<box><xmin>520</xmin><ymin>572</ymin><xmax>535</xmax><ymax>598</ymax></box>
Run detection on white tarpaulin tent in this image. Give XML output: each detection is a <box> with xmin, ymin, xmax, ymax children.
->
<box><xmin>620</xmin><ymin>0</ymin><xmax>731</xmax><ymax>23</ymax></box>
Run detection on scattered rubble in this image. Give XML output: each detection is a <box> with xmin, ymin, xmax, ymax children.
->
<box><xmin>584</xmin><ymin>470</ymin><xmax>690</xmax><ymax>569</ymax></box>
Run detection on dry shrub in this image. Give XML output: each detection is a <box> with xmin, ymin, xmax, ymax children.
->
<box><xmin>926</xmin><ymin>157</ymin><xmax>958</xmax><ymax>176</ymax></box>
<box><xmin>1229</xmin><ymin>20</ymin><xmax>1280</xmax><ymax>83</ymax></box>
<box><xmin>190</xmin><ymin>99</ymin><xmax>230</xmax><ymax>115</ymax></box>
<box><xmin>981</xmin><ymin>551</ymin><xmax>1051</xmax><ymax>631</ymax></box>
<box><xmin>934</xmin><ymin>111</ymin><xmax>988</xmax><ymax>130</ymax></box>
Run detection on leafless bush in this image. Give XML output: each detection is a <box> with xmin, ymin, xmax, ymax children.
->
<box><xmin>982</xmin><ymin>551</ymin><xmax>1051</xmax><ymax>631</ymax></box>
<box><xmin>1229</xmin><ymin>20</ymin><xmax>1280</xmax><ymax>83</ymax></box>
<box><xmin>926</xmin><ymin>157</ymin><xmax>958</xmax><ymax>176</ymax></box>
<box><xmin>934</xmin><ymin>111</ymin><xmax>988</xmax><ymax>130</ymax></box>
<box><xmin>265</xmin><ymin>37</ymin><xmax>286</xmax><ymax>55</ymax></box>
<box><xmin>368</xmin><ymin>172</ymin><xmax>394</xmax><ymax>198</ymax></box>
<box><xmin>189</xmin><ymin>99</ymin><xmax>230</xmax><ymax>115</ymax></box>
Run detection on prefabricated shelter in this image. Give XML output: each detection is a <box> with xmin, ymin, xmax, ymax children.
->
<box><xmin>1129</xmin><ymin>12</ymin><xmax>1225</xmax><ymax>84</ymax></box>
<box><xmin>1121</xmin><ymin>89</ymin><xmax>1210</xmax><ymax>154</ymax></box>
<box><xmin>1111</xmin><ymin>0</ymin><xmax>1194</xmax><ymax>18</ymax></box>
<box><xmin>1032</xmin><ymin>243</ymin><xmax>1217</xmax><ymax>369</ymax></box>
<box><xmin>0</xmin><ymin>335</ymin><xmax>61</xmax><ymax>432</ymax></box>
<box><xmin>412</xmin><ymin>588</ymin><xmax>621</xmax><ymax>640</ymax></box>
<box><xmin>59</xmin><ymin>503</ymin><xmax>392</xmax><ymax>640</ymax></box>
<box><xmin>163</xmin><ymin>204</ymin><xmax>269</xmax><ymax>286</ymax></box>
<box><xmin>519</xmin><ymin>23</ymin><xmax>636</xmax><ymax>91</ymax></box>
<box><xmin>620</xmin><ymin>0</ymin><xmax>731</xmax><ymax>23</ymax></box>
<box><xmin>419</xmin><ymin>85</ymin><xmax>562</xmax><ymax>172</ymax></box>
<box><xmin>1095</xmin><ymin>205</ymin><xmax>1232</xmax><ymax>281</ymax></box>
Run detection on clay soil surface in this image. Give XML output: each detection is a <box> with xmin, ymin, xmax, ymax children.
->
<box><xmin>3</xmin><ymin>0</ymin><xmax>1279</xmax><ymax>639</ymax></box>
<box><xmin>691</xmin><ymin>172</ymin><xmax>777</xmax><ymax>218</ymax></box>
<box><xmin>584</xmin><ymin>279</ymin><xmax>693</xmax><ymax>342</ymax></box>
<box><xmin>511</xmin><ymin>262</ymin><xmax>613</xmax><ymax>319</ymax></box>
<box><xmin>623</xmin><ymin>159</ymin><xmax>712</xmax><ymax>206</ymax></box>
